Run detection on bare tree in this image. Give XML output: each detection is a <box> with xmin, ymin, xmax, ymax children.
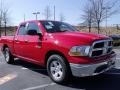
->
<box><xmin>43</xmin><ymin>6</ymin><xmax>52</xmax><ymax>20</ymax></box>
<box><xmin>91</xmin><ymin>0</ymin><xmax>106</xmax><ymax>33</ymax></box>
<box><xmin>83</xmin><ymin>0</ymin><xmax>119</xmax><ymax>34</ymax></box>
<box><xmin>82</xmin><ymin>3</ymin><xmax>93</xmax><ymax>32</ymax></box>
<box><xmin>0</xmin><ymin>0</ymin><xmax>11</xmax><ymax>36</ymax></box>
<box><xmin>0</xmin><ymin>9</ymin><xmax>2</xmax><ymax>37</ymax></box>
<box><xmin>59</xmin><ymin>13</ymin><xmax>65</xmax><ymax>22</ymax></box>
<box><xmin>3</xmin><ymin>8</ymin><xmax>9</xmax><ymax>36</ymax></box>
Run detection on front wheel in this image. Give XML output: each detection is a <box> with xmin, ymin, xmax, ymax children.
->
<box><xmin>47</xmin><ymin>54</ymin><xmax>71</xmax><ymax>83</ymax></box>
<box><xmin>3</xmin><ymin>48</ymin><xmax>14</xmax><ymax>64</ymax></box>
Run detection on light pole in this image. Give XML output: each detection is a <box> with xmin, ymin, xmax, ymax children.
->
<box><xmin>32</xmin><ymin>12</ymin><xmax>40</xmax><ymax>20</ymax></box>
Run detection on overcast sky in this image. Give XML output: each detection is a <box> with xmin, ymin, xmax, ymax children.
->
<box><xmin>3</xmin><ymin>0</ymin><xmax>120</xmax><ymax>26</ymax></box>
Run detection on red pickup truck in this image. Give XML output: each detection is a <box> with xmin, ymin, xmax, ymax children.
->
<box><xmin>0</xmin><ymin>20</ymin><xmax>116</xmax><ymax>83</ymax></box>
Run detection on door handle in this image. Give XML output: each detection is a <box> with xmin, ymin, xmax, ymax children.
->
<box><xmin>15</xmin><ymin>39</ymin><xmax>19</xmax><ymax>42</ymax></box>
<box><xmin>15</xmin><ymin>39</ymin><xmax>20</xmax><ymax>43</ymax></box>
<box><xmin>35</xmin><ymin>45</ymin><xmax>41</xmax><ymax>48</ymax></box>
<box><xmin>24</xmin><ymin>39</ymin><xmax>29</xmax><ymax>43</ymax></box>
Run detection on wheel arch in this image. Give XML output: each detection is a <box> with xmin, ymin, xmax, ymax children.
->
<box><xmin>45</xmin><ymin>50</ymin><xmax>72</xmax><ymax>83</ymax></box>
<box><xmin>2</xmin><ymin>44</ymin><xmax>8</xmax><ymax>51</ymax></box>
<box><xmin>45</xmin><ymin>50</ymin><xmax>69</xmax><ymax>67</ymax></box>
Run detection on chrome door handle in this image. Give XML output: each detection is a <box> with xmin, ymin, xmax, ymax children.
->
<box><xmin>15</xmin><ymin>39</ymin><xmax>20</xmax><ymax>43</ymax></box>
<box><xmin>35</xmin><ymin>45</ymin><xmax>41</xmax><ymax>48</ymax></box>
<box><xmin>24</xmin><ymin>40</ymin><xmax>29</xmax><ymax>43</ymax></box>
<box><xmin>15</xmin><ymin>38</ymin><xmax>18</xmax><ymax>41</ymax></box>
<box><xmin>15</xmin><ymin>39</ymin><xmax>19</xmax><ymax>42</ymax></box>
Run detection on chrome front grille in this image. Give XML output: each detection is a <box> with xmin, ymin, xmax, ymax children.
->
<box><xmin>89</xmin><ymin>39</ymin><xmax>113</xmax><ymax>57</ymax></box>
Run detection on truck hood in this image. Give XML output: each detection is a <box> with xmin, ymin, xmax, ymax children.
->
<box><xmin>50</xmin><ymin>32</ymin><xmax>109</xmax><ymax>45</ymax></box>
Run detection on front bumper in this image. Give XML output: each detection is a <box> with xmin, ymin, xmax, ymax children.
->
<box><xmin>70</xmin><ymin>56</ymin><xmax>116</xmax><ymax>77</ymax></box>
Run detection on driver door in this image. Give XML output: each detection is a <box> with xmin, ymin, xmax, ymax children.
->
<box><xmin>22</xmin><ymin>22</ymin><xmax>43</xmax><ymax>62</ymax></box>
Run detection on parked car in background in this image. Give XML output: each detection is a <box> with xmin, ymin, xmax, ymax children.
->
<box><xmin>109</xmin><ymin>35</ymin><xmax>120</xmax><ymax>46</ymax></box>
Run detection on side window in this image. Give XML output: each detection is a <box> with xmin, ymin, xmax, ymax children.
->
<box><xmin>18</xmin><ymin>24</ymin><xmax>26</xmax><ymax>35</ymax></box>
<box><xmin>27</xmin><ymin>22</ymin><xmax>40</xmax><ymax>34</ymax></box>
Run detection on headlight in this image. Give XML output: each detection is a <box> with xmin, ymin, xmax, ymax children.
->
<box><xmin>69</xmin><ymin>46</ymin><xmax>90</xmax><ymax>56</ymax></box>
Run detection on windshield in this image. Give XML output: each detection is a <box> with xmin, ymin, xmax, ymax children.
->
<box><xmin>41</xmin><ymin>21</ymin><xmax>78</xmax><ymax>33</ymax></box>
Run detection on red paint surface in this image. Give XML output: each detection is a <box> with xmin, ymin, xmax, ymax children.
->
<box><xmin>0</xmin><ymin>20</ymin><xmax>116</xmax><ymax>66</ymax></box>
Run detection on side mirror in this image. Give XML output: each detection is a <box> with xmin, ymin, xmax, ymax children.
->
<box><xmin>37</xmin><ymin>32</ymin><xmax>43</xmax><ymax>37</ymax></box>
<box><xmin>60</xmin><ymin>28</ymin><xmax>68</xmax><ymax>32</ymax></box>
<box><xmin>27</xmin><ymin>29</ymin><xmax>38</xmax><ymax>35</ymax></box>
<box><xmin>27</xmin><ymin>29</ymin><xmax>43</xmax><ymax>39</ymax></box>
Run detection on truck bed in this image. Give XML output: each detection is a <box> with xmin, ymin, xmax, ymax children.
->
<box><xmin>0</xmin><ymin>36</ymin><xmax>14</xmax><ymax>53</ymax></box>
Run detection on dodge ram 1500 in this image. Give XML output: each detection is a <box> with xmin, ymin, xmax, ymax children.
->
<box><xmin>0</xmin><ymin>20</ymin><xmax>116</xmax><ymax>83</ymax></box>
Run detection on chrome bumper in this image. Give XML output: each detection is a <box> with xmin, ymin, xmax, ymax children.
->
<box><xmin>70</xmin><ymin>56</ymin><xmax>116</xmax><ymax>77</ymax></box>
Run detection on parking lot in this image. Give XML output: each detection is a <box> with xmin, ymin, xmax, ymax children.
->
<box><xmin>0</xmin><ymin>48</ymin><xmax>120</xmax><ymax>90</ymax></box>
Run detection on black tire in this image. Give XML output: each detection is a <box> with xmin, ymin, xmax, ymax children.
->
<box><xmin>47</xmin><ymin>54</ymin><xmax>71</xmax><ymax>83</ymax></box>
<box><xmin>3</xmin><ymin>48</ymin><xmax>14</xmax><ymax>64</ymax></box>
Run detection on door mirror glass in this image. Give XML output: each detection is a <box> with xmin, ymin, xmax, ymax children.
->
<box><xmin>37</xmin><ymin>32</ymin><xmax>42</xmax><ymax>37</ymax></box>
<box><xmin>27</xmin><ymin>29</ymin><xmax>38</xmax><ymax>35</ymax></box>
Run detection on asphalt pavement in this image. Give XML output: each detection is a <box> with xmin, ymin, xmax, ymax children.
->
<box><xmin>0</xmin><ymin>48</ymin><xmax>120</xmax><ymax>90</ymax></box>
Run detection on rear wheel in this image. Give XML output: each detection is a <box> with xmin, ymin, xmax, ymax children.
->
<box><xmin>47</xmin><ymin>54</ymin><xmax>71</xmax><ymax>83</ymax></box>
<box><xmin>3</xmin><ymin>48</ymin><xmax>14</xmax><ymax>64</ymax></box>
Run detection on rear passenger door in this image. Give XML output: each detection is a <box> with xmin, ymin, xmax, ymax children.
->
<box><xmin>14</xmin><ymin>23</ymin><xmax>27</xmax><ymax>56</ymax></box>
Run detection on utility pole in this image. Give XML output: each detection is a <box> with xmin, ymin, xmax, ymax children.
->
<box><xmin>103</xmin><ymin>7</ymin><xmax>111</xmax><ymax>29</ymax></box>
<box><xmin>54</xmin><ymin>6</ymin><xmax>56</xmax><ymax>21</ymax></box>
<box><xmin>32</xmin><ymin>12</ymin><xmax>40</xmax><ymax>20</ymax></box>
<box><xmin>0</xmin><ymin>0</ymin><xmax>3</xmax><ymax>37</ymax></box>
<box><xmin>3</xmin><ymin>12</ymin><xmax>6</xmax><ymax>36</ymax></box>
<box><xmin>0</xmin><ymin>10</ymin><xmax>2</xmax><ymax>37</ymax></box>
<box><xmin>24</xmin><ymin>14</ymin><xmax>26</xmax><ymax>21</ymax></box>
<box><xmin>4</xmin><ymin>20</ymin><xmax>6</xmax><ymax>36</ymax></box>
<box><xmin>105</xmin><ymin>8</ymin><xmax>108</xmax><ymax>29</ymax></box>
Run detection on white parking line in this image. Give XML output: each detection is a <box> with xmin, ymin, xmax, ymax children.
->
<box><xmin>22</xmin><ymin>83</ymin><xmax>56</xmax><ymax>90</ymax></box>
<box><xmin>114</xmin><ymin>66</ymin><xmax>120</xmax><ymax>69</ymax></box>
<box><xmin>116</xmin><ymin>58</ymin><xmax>120</xmax><ymax>60</ymax></box>
<box><xmin>0</xmin><ymin>74</ymin><xmax>17</xmax><ymax>85</ymax></box>
<box><xmin>21</xmin><ymin>67</ymin><xmax>46</xmax><ymax>71</ymax></box>
<box><xmin>21</xmin><ymin>67</ymin><xmax>28</xmax><ymax>70</ymax></box>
